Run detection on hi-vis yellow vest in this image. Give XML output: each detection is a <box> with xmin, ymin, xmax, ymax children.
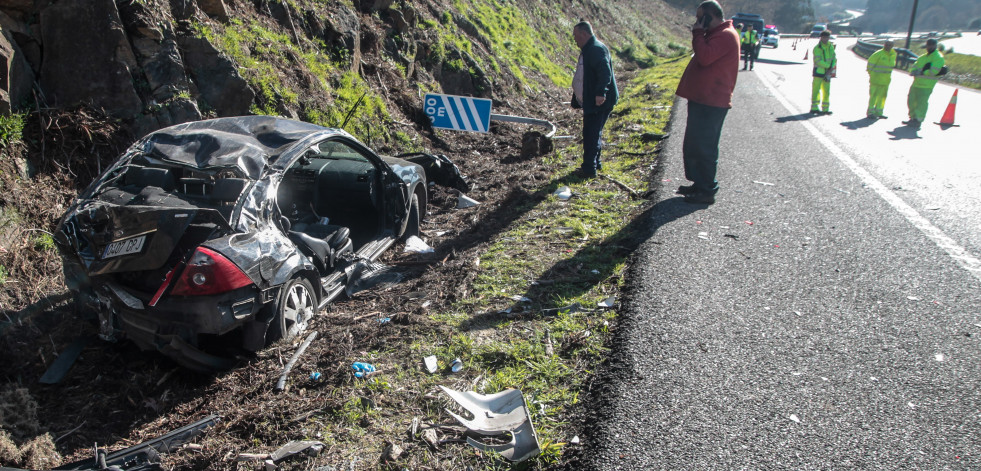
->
<box><xmin>813</xmin><ymin>42</ymin><xmax>836</xmax><ymax>75</ymax></box>
<box><xmin>911</xmin><ymin>50</ymin><xmax>945</xmax><ymax>90</ymax></box>
<box><xmin>866</xmin><ymin>49</ymin><xmax>896</xmax><ymax>86</ymax></box>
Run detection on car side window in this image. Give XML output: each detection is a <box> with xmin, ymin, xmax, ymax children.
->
<box><xmin>313</xmin><ymin>140</ymin><xmax>369</xmax><ymax>161</ymax></box>
<box><xmin>277</xmin><ymin>139</ymin><xmax>380</xmax><ymax>231</ymax></box>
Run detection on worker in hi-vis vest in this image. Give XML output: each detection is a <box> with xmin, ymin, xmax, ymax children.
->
<box><xmin>740</xmin><ymin>24</ymin><xmax>759</xmax><ymax>70</ymax></box>
<box><xmin>866</xmin><ymin>39</ymin><xmax>896</xmax><ymax>119</ymax></box>
<box><xmin>903</xmin><ymin>38</ymin><xmax>945</xmax><ymax>129</ymax></box>
<box><xmin>810</xmin><ymin>30</ymin><xmax>836</xmax><ymax>115</ymax></box>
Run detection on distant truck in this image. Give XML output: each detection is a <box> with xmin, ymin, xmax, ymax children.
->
<box><xmin>732</xmin><ymin>13</ymin><xmax>764</xmax><ymax>60</ymax></box>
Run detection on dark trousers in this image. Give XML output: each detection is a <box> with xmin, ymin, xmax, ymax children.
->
<box><xmin>682</xmin><ymin>101</ymin><xmax>728</xmax><ymax>194</ymax></box>
<box><xmin>741</xmin><ymin>44</ymin><xmax>755</xmax><ymax>69</ymax></box>
<box><xmin>582</xmin><ymin>108</ymin><xmax>612</xmax><ymax>173</ymax></box>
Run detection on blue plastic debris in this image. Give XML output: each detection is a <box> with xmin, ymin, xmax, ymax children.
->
<box><xmin>310</xmin><ymin>372</ymin><xmax>322</xmax><ymax>381</ymax></box>
<box><xmin>352</xmin><ymin>362</ymin><xmax>377</xmax><ymax>378</ymax></box>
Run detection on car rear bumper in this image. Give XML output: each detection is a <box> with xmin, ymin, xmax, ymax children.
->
<box><xmin>84</xmin><ymin>274</ymin><xmax>263</xmax><ymax>370</ymax></box>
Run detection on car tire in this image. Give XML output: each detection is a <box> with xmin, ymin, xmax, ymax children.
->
<box><xmin>401</xmin><ymin>193</ymin><xmax>421</xmax><ymax>241</ymax></box>
<box><xmin>267</xmin><ymin>277</ymin><xmax>318</xmax><ymax>343</ymax></box>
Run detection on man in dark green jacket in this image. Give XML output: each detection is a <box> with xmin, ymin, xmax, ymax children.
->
<box><xmin>571</xmin><ymin>20</ymin><xmax>618</xmax><ymax>178</ymax></box>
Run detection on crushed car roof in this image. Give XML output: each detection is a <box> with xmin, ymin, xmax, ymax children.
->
<box><xmin>139</xmin><ymin>116</ymin><xmax>338</xmax><ymax>178</ymax></box>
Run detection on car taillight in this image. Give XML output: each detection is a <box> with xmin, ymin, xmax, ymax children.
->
<box><xmin>170</xmin><ymin>247</ymin><xmax>252</xmax><ymax>296</ymax></box>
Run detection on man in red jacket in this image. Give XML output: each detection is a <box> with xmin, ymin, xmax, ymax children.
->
<box><xmin>674</xmin><ymin>0</ymin><xmax>740</xmax><ymax>204</ymax></box>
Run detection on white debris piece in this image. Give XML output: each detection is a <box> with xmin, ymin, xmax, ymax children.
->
<box><xmin>457</xmin><ymin>193</ymin><xmax>480</xmax><ymax>208</ymax></box>
<box><xmin>789</xmin><ymin>414</ymin><xmax>800</xmax><ymax>423</ymax></box>
<box><xmin>438</xmin><ymin>386</ymin><xmax>541</xmax><ymax>462</ymax></box>
<box><xmin>597</xmin><ymin>296</ymin><xmax>615</xmax><ymax>308</ymax></box>
<box><xmin>423</xmin><ymin>355</ymin><xmax>438</xmax><ymax>373</ymax></box>
<box><xmin>403</xmin><ymin>235</ymin><xmax>434</xmax><ymax>253</ymax></box>
<box><xmin>554</xmin><ymin>186</ymin><xmax>573</xmax><ymax>200</ymax></box>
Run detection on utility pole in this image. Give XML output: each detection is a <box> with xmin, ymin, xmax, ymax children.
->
<box><xmin>904</xmin><ymin>0</ymin><xmax>919</xmax><ymax>50</ymax></box>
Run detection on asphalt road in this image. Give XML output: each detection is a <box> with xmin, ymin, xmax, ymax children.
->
<box><xmin>568</xmin><ymin>38</ymin><xmax>981</xmax><ymax>470</ymax></box>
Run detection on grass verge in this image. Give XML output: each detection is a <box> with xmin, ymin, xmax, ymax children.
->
<box><xmin>301</xmin><ymin>57</ymin><xmax>689</xmax><ymax>469</ymax></box>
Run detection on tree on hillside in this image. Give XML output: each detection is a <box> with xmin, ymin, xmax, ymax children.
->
<box><xmin>772</xmin><ymin>0</ymin><xmax>815</xmax><ymax>33</ymax></box>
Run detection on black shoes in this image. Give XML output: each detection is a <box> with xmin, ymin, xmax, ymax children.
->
<box><xmin>683</xmin><ymin>192</ymin><xmax>715</xmax><ymax>205</ymax></box>
<box><xmin>676</xmin><ymin>184</ymin><xmax>697</xmax><ymax>195</ymax></box>
<box><xmin>677</xmin><ymin>184</ymin><xmax>715</xmax><ymax>204</ymax></box>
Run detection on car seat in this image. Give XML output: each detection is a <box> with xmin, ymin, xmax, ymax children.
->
<box><xmin>284</xmin><ymin>217</ymin><xmax>354</xmax><ymax>274</ymax></box>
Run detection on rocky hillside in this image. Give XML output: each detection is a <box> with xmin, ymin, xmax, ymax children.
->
<box><xmin>0</xmin><ymin>0</ymin><xmax>688</xmax><ymax>142</ymax></box>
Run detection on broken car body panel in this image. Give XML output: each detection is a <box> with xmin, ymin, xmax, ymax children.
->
<box><xmin>54</xmin><ymin>116</ymin><xmax>450</xmax><ymax>371</ymax></box>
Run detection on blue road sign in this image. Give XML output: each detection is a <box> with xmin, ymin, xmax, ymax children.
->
<box><xmin>424</xmin><ymin>93</ymin><xmax>493</xmax><ymax>133</ymax></box>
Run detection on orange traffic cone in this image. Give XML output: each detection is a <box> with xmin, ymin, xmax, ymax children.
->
<box><xmin>935</xmin><ymin>89</ymin><xmax>959</xmax><ymax>127</ymax></box>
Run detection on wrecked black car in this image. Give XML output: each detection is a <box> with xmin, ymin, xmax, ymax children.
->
<box><xmin>55</xmin><ymin>116</ymin><xmax>467</xmax><ymax>371</ymax></box>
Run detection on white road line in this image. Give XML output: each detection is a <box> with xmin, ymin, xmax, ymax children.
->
<box><xmin>757</xmin><ymin>71</ymin><xmax>981</xmax><ymax>280</ymax></box>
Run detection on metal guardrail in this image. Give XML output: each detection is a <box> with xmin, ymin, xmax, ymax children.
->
<box><xmin>853</xmin><ymin>39</ymin><xmax>918</xmax><ymax>70</ymax></box>
<box><xmin>490</xmin><ymin>113</ymin><xmax>557</xmax><ymax>138</ymax></box>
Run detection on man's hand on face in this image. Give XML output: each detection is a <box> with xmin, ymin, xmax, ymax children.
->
<box><xmin>693</xmin><ymin>9</ymin><xmax>707</xmax><ymax>31</ymax></box>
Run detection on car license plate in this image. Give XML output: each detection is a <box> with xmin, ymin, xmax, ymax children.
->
<box><xmin>102</xmin><ymin>234</ymin><xmax>147</xmax><ymax>259</ymax></box>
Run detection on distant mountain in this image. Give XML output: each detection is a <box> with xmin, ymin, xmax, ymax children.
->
<box><xmin>854</xmin><ymin>0</ymin><xmax>981</xmax><ymax>33</ymax></box>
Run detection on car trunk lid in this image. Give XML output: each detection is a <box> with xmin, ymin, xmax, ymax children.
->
<box><xmin>58</xmin><ymin>202</ymin><xmax>229</xmax><ymax>277</ymax></box>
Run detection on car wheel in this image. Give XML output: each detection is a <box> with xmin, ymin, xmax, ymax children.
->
<box><xmin>267</xmin><ymin>277</ymin><xmax>318</xmax><ymax>343</ymax></box>
<box><xmin>401</xmin><ymin>193</ymin><xmax>421</xmax><ymax>241</ymax></box>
